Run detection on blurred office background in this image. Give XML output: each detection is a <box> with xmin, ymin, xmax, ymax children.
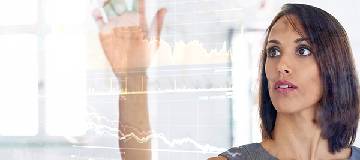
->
<box><xmin>0</xmin><ymin>0</ymin><xmax>359</xmax><ymax>159</ymax></box>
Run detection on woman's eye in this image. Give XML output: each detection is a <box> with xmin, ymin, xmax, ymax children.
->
<box><xmin>297</xmin><ymin>46</ymin><xmax>311</xmax><ymax>56</ymax></box>
<box><xmin>267</xmin><ymin>47</ymin><xmax>280</xmax><ymax>57</ymax></box>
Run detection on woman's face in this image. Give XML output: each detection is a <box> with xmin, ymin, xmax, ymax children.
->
<box><xmin>265</xmin><ymin>15</ymin><xmax>323</xmax><ymax>114</ymax></box>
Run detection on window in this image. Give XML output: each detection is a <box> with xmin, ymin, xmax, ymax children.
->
<box><xmin>0</xmin><ymin>0</ymin><xmax>89</xmax><ymax>140</ymax></box>
<box><xmin>0</xmin><ymin>0</ymin><xmax>39</xmax><ymax>137</ymax></box>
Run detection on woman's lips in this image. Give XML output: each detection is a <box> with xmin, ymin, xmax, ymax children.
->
<box><xmin>274</xmin><ymin>80</ymin><xmax>298</xmax><ymax>94</ymax></box>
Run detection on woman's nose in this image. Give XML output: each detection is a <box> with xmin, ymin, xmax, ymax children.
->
<box><xmin>277</xmin><ymin>61</ymin><xmax>292</xmax><ymax>76</ymax></box>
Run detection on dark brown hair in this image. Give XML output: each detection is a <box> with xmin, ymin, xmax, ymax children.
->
<box><xmin>259</xmin><ymin>3</ymin><xmax>359</xmax><ymax>153</ymax></box>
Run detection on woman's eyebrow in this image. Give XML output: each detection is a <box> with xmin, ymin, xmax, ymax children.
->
<box><xmin>267</xmin><ymin>37</ymin><xmax>310</xmax><ymax>45</ymax></box>
<box><xmin>295</xmin><ymin>37</ymin><xmax>310</xmax><ymax>43</ymax></box>
<box><xmin>267</xmin><ymin>39</ymin><xmax>280</xmax><ymax>44</ymax></box>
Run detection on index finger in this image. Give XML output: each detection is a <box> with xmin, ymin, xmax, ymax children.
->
<box><xmin>138</xmin><ymin>0</ymin><xmax>146</xmax><ymax>17</ymax></box>
<box><xmin>138</xmin><ymin>0</ymin><xmax>147</xmax><ymax>28</ymax></box>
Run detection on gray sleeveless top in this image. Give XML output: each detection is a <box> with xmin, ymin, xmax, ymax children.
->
<box><xmin>219</xmin><ymin>143</ymin><xmax>360</xmax><ymax>160</ymax></box>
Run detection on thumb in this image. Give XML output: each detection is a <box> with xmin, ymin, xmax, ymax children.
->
<box><xmin>150</xmin><ymin>8</ymin><xmax>167</xmax><ymax>41</ymax></box>
<box><xmin>92</xmin><ymin>8</ymin><xmax>106</xmax><ymax>30</ymax></box>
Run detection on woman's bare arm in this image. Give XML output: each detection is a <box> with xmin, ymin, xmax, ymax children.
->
<box><xmin>94</xmin><ymin>0</ymin><xmax>166</xmax><ymax>159</ymax></box>
<box><xmin>208</xmin><ymin>156</ymin><xmax>227</xmax><ymax>160</ymax></box>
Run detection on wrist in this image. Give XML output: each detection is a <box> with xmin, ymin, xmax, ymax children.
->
<box><xmin>118</xmin><ymin>70</ymin><xmax>148</xmax><ymax>94</ymax></box>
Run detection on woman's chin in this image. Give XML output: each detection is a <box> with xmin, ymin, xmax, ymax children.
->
<box><xmin>273</xmin><ymin>104</ymin><xmax>306</xmax><ymax>114</ymax></box>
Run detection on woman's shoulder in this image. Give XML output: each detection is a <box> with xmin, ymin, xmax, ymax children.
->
<box><xmin>350</xmin><ymin>145</ymin><xmax>360</xmax><ymax>159</ymax></box>
<box><xmin>218</xmin><ymin>143</ymin><xmax>277</xmax><ymax>160</ymax></box>
<box><xmin>217</xmin><ymin>144</ymin><xmax>360</xmax><ymax>160</ymax></box>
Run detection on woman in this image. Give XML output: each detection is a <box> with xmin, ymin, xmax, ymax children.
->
<box><xmin>94</xmin><ymin>2</ymin><xmax>360</xmax><ymax>160</ymax></box>
<box><xmin>212</xmin><ymin>4</ymin><xmax>360</xmax><ymax>160</ymax></box>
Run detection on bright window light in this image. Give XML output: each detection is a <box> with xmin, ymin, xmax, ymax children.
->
<box><xmin>0</xmin><ymin>0</ymin><xmax>38</xmax><ymax>26</ymax></box>
<box><xmin>44</xmin><ymin>0</ymin><xmax>89</xmax><ymax>26</ymax></box>
<box><xmin>44</xmin><ymin>33</ymin><xmax>88</xmax><ymax>136</ymax></box>
<box><xmin>0</xmin><ymin>34</ymin><xmax>38</xmax><ymax>136</ymax></box>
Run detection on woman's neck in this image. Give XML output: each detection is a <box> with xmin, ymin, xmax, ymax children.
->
<box><xmin>261</xmin><ymin>108</ymin><xmax>351</xmax><ymax>160</ymax></box>
<box><xmin>273</xmin><ymin>110</ymin><xmax>323</xmax><ymax>159</ymax></box>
